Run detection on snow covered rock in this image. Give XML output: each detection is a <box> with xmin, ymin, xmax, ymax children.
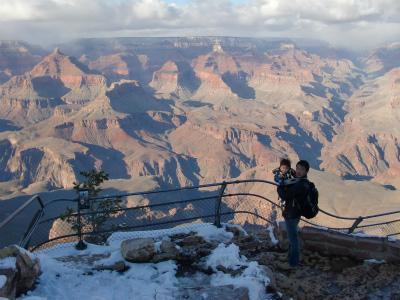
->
<box><xmin>120</xmin><ymin>238</ymin><xmax>156</xmax><ymax>262</ymax></box>
<box><xmin>120</xmin><ymin>234</ymin><xmax>214</xmax><ymax>264</ymax></box>
<box><xmin>152</xmin><ymin>240</ymin><xmax>180</xmax><ymax>263</ymax></box>
<box><xmin>93</xmin><ymin>261</ymin><xmax>128</xmax><ymax>273</ymax></box>
<box><xmin>0</xmin><ymin>259</ymin><xmax>17</xmax><ymax>300</ymax></box>
<box><xmin>0</xmin><ymin>245</ymin><xmax>40</xmax><ymax>299</ymax></box>
<box><xmin>176</xmin><ymin>235</ymin><xmax>205</xmax><ymax>247</ymax></box>
<box><xmin>173</xmin><ymin>234</ymin><xmax>214</xmax><ymax>262</ymax></box>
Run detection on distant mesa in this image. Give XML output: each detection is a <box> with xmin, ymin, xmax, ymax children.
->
<box><xmin>280</xmin><ymin>43</ymin><xmax>296</xmax><ymax>50</ymax></box>
<box><xmin>213</xmin><ymin>40</ymin><xmax>224</xmax><ymax>53</ymax></box>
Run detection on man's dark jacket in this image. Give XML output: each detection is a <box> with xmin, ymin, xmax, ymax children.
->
<box><xmin>278</xmin><ymin>177</ymin><xmax>310</xmax><ymax>219</ymax></box>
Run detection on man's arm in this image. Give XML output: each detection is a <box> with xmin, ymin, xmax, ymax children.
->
<box><xmin>277</xmin><ymin>185</ymin><xmax>286</xmax><ymax>199</ymax></box>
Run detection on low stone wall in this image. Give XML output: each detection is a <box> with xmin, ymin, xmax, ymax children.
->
<box><xmin>276</xmin><ymin>222</ymin><xmax>400</xmax><ymax>263</ymax></box>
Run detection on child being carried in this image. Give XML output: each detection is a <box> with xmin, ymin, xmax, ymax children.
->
<box><xmin>272</xmin><ymin>158</ymin><xmax>296</xmax><ymax>185</ymax></box>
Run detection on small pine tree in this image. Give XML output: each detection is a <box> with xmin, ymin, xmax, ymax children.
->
<box><xmin>73</xmin><ymin>169</ymin><xmax>109</xmax><ymax>197</ymax></box>
<box><xmin>61</xmin><ymin>169</ymin><xmax>124</xmax><ymax>244</ymax></box>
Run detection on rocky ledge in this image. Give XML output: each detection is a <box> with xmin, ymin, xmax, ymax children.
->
<box><xmin>1</xmin><ymin>224</ymin><xmax>399</xmax><ymax>300</ymax></box>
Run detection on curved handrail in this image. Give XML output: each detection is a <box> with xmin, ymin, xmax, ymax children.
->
<box><xmin>222</xmin><ymin>193</ymin><xmax>352</xmax><ymax>230</ymax></box>
<box><xmin>38</xmin><ymin>180</ymin><xmax>400</xmax><ymax>232</ymax></box>
<box><xmin>89</xmin><ymin>179</ymin><xmax>278</xmax><ymax>201</ymax></box>
<box><xmin>37</xmin><ymin>194</ymin><xmax>220</xmax><ymax>224</ymax></box>
<box><xmin>43</xmin><ymin>198</ymin><xmax>77</xmax><ymax>209</ymax></box>
<box><xmin>2</xmin><ymin>178</ymin><xmax>399</xmax><ymax>251</ymax></box>
<box><xmin>87</xmin><ymin>179</ymin><xmax>400</xmax><ymax>221</ymax></box>
<box><xmin>356</xmin><ymin>218</ymin><xmax>400</xmax><ymax>228</ymax></box>
<box><xmin>90</xmin><ymin>182</ymin><xmax>227</xmax><ymax>201</ymax></box>
<box><xmin>387</xmin><ymin>232</ymin><xmax>400</xmax><ymax>237</ymax></box>
<box><xmin>363</xmin><ymin>210</ymin><xmax>400</xmax><ymax>219</ymax></box>
<box><xmin>318</xmin><ymin>208</ymin><xmax>359</xmax><ymax>220</ymax></box>
<box><xmin>41</xmin><ymin>191</ymin><xmax>356</xmax><ymax>233</ymax></box>
<box><xmin>30</xmin><ymin>232</ymin><xmax>80</xmax><ymax>252</ymax></box>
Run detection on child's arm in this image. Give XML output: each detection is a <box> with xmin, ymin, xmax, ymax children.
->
<box><xmin>273</xmin><ymin>170</ymin><xmax>281</xmax><ymax>184</ymax></box>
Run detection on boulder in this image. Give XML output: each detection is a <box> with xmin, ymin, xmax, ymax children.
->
<box><xmin>152</xmin><ymin>240</ymin><xmax>180</xmax><ymax>263</ymax></box>
<box><xmin>0</xmin><ymin>265</ymin><xmax>17</xmax><ymax>300</ymax></box>
<box><xmin>176</xmin><ymin>235</ymin><xmax>206</xmax><ymax>247</ymax></box>
<box><xmin>0</xmin><ymin>245</ymin><xmax>41</xmax><ymax>299</ymax></box>
<box><xmin>121</xmin><ymin>238</ymin><xmax>156</xmax><ymax>263</ymax></box>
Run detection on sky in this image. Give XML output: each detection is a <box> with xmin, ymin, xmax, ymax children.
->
<box><xmin>0</xmin><ymin>0</ymin><xmax>399</xmax><ymax>50</ymax></box>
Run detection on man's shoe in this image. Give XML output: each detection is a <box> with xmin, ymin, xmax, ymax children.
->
<box><xmin>275</xmin><ymin>261</ymin><xmax>293</xmax><ymax>271</ymax></box>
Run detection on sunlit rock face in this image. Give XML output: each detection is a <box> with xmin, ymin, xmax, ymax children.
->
<box><xmin>0</xmin><ymin>37</ymin><xmax>399</xmax><ymax>198</ymax></box>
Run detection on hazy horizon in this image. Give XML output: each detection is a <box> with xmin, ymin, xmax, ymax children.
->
<box><xmin>0</xmin><ymin>0</ymin><xmax>399</xmax><ymax>51</ymax></box>
<box><xmin>0</xmin><ymin>35</ymin><xmax>383</xmax><ymax>54</ymax></box>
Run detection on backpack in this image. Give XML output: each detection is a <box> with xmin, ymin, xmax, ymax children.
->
<box><xmin>299</xmin><ymin>181</ymin><xmax>319</xmax><ymax>219</ymax></box>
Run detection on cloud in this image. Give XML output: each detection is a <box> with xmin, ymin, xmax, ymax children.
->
<box><xmin>0</xmin><ymin>0</ymin><xmax>398</xmax><ymax>49</ymax></box>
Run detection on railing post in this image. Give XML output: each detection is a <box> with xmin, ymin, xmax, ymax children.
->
<box><xmin>348</xmin><ymin>216</ymin><xmax>363</xmax><ymax>234</ymax></box>
<box><xmin>75</xmin><ymin>190</ymin><xmax>88</xmax><ymax>250</ymax></box>
<box><xmin>18</xmin><ymin>196</ymin><xmax>45</xmax><ymax>249</ymax></box>
<box><xmin>214</xmin><ymin>182</ymin><xmax>227</xmax><ymax>228</ymax></box>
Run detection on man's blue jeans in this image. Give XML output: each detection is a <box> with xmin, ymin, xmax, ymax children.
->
<box><xmin>284</xmin><ymin>217</ymin><xmax>300</xmax><ymax>267</ymax></box>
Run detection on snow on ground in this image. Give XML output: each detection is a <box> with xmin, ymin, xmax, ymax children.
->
<box><xmin>364</xmin><ymin>259</ymin><xmax>386</xmax><ymax>264</ymax></box>
<box><xmin>206</xmin><ymin>243</ymin><xmax>271</xmax><ymax>300</ymax></box>
<box><xmin>211</xmin><ymin>261</ymin><xmax>270</xmax><ymax>300</ymax></box>
<box><xmin>18</xmin><ymin>223</ymin><xmax>272</xmax><ymax>300</ymax></box>
<box><xmin>21</xmin><ymin>255</ymin><xmax>179</xmax><ymax>300</ymax></box>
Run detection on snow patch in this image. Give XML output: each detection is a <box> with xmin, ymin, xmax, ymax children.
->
<box><xmin>364</xmin><ymin>259</ymin><xmax>386</xmax><ymax>264</ymax></box>
<box><xmin>206</xmin><ymin>243</ymin><xmax>244</xmax><ymax>271</ymax></box>
<box><xmin>0</xmin><ymin>275</ymin><xmax>7</xmax><ymax>289</ymax></box>
<box><xmin>107</xmin><ymin>223</ymin><xmax>233</xmax><ymax>247</ymax></box>
<box><xmin>154</xmin><ymin>240</ymin><xmax>162</xmax><ymax>253</ymax></box>
<box><xmin>37</xmin><ymin>241</ymin><xmax>118</xmax><ymax>258</ymax></box>
<box><xmin>267</xmin><ymin>226</ymin><xmax>278</xmax><ymax>245</ymax></box>
<box><xmin>210</xmin><ymin>261</ymin><xmax>270</xmax><ymax>300</ymax></box>
<box><xmin>94</xmin><ymin>249</ymin><xmax>123</xmax><ymax>267</ymax></box>
<box><xmin>351</xmin><ymin>232</ymin><xmax>384</xmax><ymax>238</ymax></box>
<box><xmin>0</xmin><ymin>257</ymin><xmax>16</xmax><ymax>270</ymax></box>
<box><xmin>14</xmin><ymin>245</ymin><xmax>38</xmax><ymax>261</ymax></box>
<box><xmin>195</xmin><ymin>224</ymin><xmax>234</xmax><ymax>243</ymax></box>
<box><xmin>206</xmin><ymin>243</ymin><xmax>271</xmax><ymax>300</ymax></box>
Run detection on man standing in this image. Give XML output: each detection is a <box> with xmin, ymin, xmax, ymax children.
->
<box><xmin>277</xmin><ymin>160</ymin><xmax>311</xmax><ymax>268</ymax></box>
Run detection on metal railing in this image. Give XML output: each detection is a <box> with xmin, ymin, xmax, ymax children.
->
<box><xmin>0</xmin><ymin>179</ymin><xmax>399</xmax><ymax>252</ymax></box>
